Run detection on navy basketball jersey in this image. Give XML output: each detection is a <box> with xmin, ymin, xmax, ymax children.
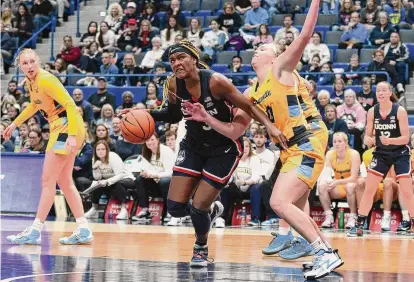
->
<box><xmin>374</xmin><ymin>103</ymin><xmax>403</xmax><ymax>150</ymax></box>
<box><xmin>175</xmin><ymin>69</ymin><xmax>235</xmax><ymax>146</ymax></box>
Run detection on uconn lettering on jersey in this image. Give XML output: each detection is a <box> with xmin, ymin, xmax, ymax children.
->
<box><xmin>374</xmin><ymin>123</ymin><xmax>397</xmax><ymax>130</ymax></box>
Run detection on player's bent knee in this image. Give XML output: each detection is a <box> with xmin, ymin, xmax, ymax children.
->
<box><xmin>270</xmin><ymin>198</ymin><xmax>286</xmax><ymax>217</ymax></box>
<box><xmin>318</xmin><ymin>183</ymin><xmax>328</xmax><ymax>193</ymax></box>
<box><xmin>167</xmin><ymin>199</ymin><xmax>189</xmax><ymax>218</ymax></box>
<box><xmin>346</xmin><ymin>183</ymin><xmax>356</xmax><ymax>194</ymax></box>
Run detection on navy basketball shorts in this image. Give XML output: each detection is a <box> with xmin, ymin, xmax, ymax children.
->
<box><xmin>368</xmin><ymin>146</ymin><xmax>412</xmax><ymax>179</ymax></box>
<box><xmin>173</xmin><ymin>138</ymin><xmax>243</xmax><ymax>189</ymax></box>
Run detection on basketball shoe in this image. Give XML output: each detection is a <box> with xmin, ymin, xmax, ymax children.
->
<box><xmin>167</xmin><ymin>217</ymin><xmax>182</xmax><ymax>226</ymax></box>
<box><xmin>7</xmin><ymin>227</ymin><xmax>41</xmax><ymax>245</ymax></box>
<box><xmin>381</xmin><ymin>214</ymin><xmax>391</xmax><ymax>232</ymax></box>
<box><xmin>262</xmin><ymin>231</ymin><xmax>294</xmax><ymax>255</ymax></box>
<box><xmin>209</xmin><ymin>201</ymin><xmax>224</xmax><ymax>229</ymax></box>
<box><xmin>303</xmin><ymin>249</ymin><xmax>344</xmax><ymax>279</ymax></box>
<box><xmin>279</xmin><ymin>237</ymin><xmax>315</xmax><ymax>260</ymax></box>
<box><xmin>396</xmin><ymin>220</ymin><xmax>411</xmax><ymax>232</ymax></box>
<box><xmin>261</xmin><ymin>218</ymin><xmax>279</xmax><ymax>226</ymax></box>
<box><xmin>190</xmin><ymin>244</ymin><xmax>210</xmax><ymax>267</ymax></box>
<box><xmin>59</xmin><ymin>227</ymin><xmax>93</xmax><ymax>245</ymax></box>
<box><xmin>131</xmin><ymin>209</ymin><xmax>152</xmax><ymax>222</ymax></box>
<box><xmin>302</xmin><ymin>249</ymin><xmax>341</xmax><ymax>270</ymax></box>
<box><xmin>347</xmin><ymin>225</ymin><xmax>364</xmax><ymax>237</ymax></box>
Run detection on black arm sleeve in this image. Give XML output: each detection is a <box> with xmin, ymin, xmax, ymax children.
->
<box><xmin>150</xmin><ymin>100</ymin><xmax>183</xmax><ymax>123</ymax></box>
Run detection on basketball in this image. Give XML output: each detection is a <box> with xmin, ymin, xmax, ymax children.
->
<box><xmin>120</xmin><ymin>110</ymin><xmax>155</xmax><ymax>144</ymax></box>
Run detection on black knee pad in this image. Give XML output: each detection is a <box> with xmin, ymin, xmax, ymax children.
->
<box><xmin>190</xmin><ymin>206</ymin><xmax>211</xmax><ymax>235</ymax></box>
<box><xmin>167</xmin><ymin>199</ymin><xmax>190</xmax><ymax>218</ymax></box>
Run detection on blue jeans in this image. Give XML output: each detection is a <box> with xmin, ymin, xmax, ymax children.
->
<box><xmin>394</xmin><ymin>61</ymin><xmax>407</xmax><ymax>84</ymax></box>
<box><xmin>33</xmin><ymin>15</ymin><xmax>51</xmax><ymax>32</ymax></box>
<box><xmin>203</xmin><ymin>33</ymin><xmax>226</xmax><ymax>58</ymax></box>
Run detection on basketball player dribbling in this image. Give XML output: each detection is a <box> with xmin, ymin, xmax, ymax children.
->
<box><xmin>348</xmin><ymin>81</ymin><xmax>414</xmax><ymax>237</ymax></box>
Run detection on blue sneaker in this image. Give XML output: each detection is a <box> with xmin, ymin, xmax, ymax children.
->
<box><xmin>7</xmin><ymin>227</ymin><xmax>41</xmax><ymax>245</ymax></box>
<box><xmin>59</xmin><ymin>228</ymin><xmax>93</xmax><ymax>245</ymax></box>
<box><xmin>279</xmin><ymin>237</ymin><xmax>315</xmax><ymax>260</ymax></box>
<box><xmin>262</xmin><ymin>231</ymin><xmax>294</xmax><ymax>255</ymax></box>
<box><xmin>347</xmin><ymin>226</ymin><xmax>364</xmax><ymax>237</ymax></box>
<box><xmin>248</xmin><ymin>218</ymin><xmax>261</xmax><ymax>226</ymax></box>
<box><xmin>261</xmin><ymin>218</ymin><xmax>279</xmax><ymax>226</ymax></box>
<box><xmin>190</xmin><ymin>244</ymin><xmax>210</xmax><ymax>267</ymax></box>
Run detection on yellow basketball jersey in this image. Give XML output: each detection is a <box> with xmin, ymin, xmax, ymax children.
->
<box><xmin>293</xmin><ymin>70</ymin><xmax>321</xmax><ymax>120</ymax></box>
<box><xmin>330</xmin><ymin>149</ymin><xmax>352</xmax><ymax>180</ymax></box>
<box><xmin>249</xmin><ymin>70</ymin><xmax>309</xmax><ymax>143</ymax></box>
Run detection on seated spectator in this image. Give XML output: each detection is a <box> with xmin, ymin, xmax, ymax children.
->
<box><xmin>0</xmin><ymin>122</ymin><xmax>14</xmax><ymax>152</ymax></box>
<box><xmin>201</xmin><ymin>19</ymin><xmax>229</xmax><ymax>61</ymax></box>
<box><xmin>141</xmin><ymin>3</ymin><xmax>160</xmax><ymax>34</ymax></box>
<box><xmin>105</xmin><ymin>3</ymin><xmax>123</xmax><ymax>34</ymax></box>
<box><xmin>343</xmin><ymin>54</ymin><xmax>365</xmax><ymax>85</ymax></box>
<box><xmin>245</xmin><ymin>121</ymin><xmax>259</xmax><ymax>142</ymax></box>
<box><xmin>336</xmin><ymin>89</ymin><xmax>366</xmax><ymax>154</ymax></box>
<box><xmin>115</xmin><ymin>91</ymin><xmax>135</xmax><ymax>114</ymax></box>
<box><xmin>253</xmin><ymin>128</ymin><xmax>276</xmax><ymax>184</ymax></box>
<box><xmin>379</xmin><ymin>32</ymin><xmax>409</xmax><ymax>94</ymax></box>
<box><xmin>31</xmin><ymin>0</ymin><xmax>53</xmax><ymax>36</ymax></box>
<box><xmin>338</xmin><ymin>12</ymin><xmax>369</xmax><ymax>50</ymax></box>
<box><xmin>309</xmin><ymin>80</ymin><xmax>318</xmax><ymax>100</ymax></box>
<box><xmin>304</xmin><ymin>54</ymin><xmax>320</xmax><ymax>82</ymax></box>
<box><xmin>318</xmin><ymin>62</ymin><xmax>335</xmax><ymax>86</ymax></box>
<box><xmin>318</xmin><ymin>132</ymin><xmax>360</xmax><ymax>228</ymax></box>
<box><xmin>96</xmin><ymin>103</ymin><xmax>115</xmax><ymax>130</ymax></box>
<box><xmin>2</xmin><ymin>7</ymin><xmax>14</xmax><ymax>31</ymax></box>
<box><xmin>132</xmin><ymin>133</ymin><xmax>175</xmax><ymax>222</ymax></box>
<box><xmin>220</xmin><ymin>137</ymin><xmax>262</xmax><ymax>227</ymax></box>
<box><xmin>164</xmin><ymin>130</ymin><xmax>177</xmax><ymax>153</ymax></box>
<box><xmin>142</xmin><ymin>82</ymin><xmax>161</xmax><ymax>109</ymax></box>
<box><xmin>335</xmin><ymin>0</ymin><xmax>355</xmax><ymax>31</ymax></box>
<box><xmin>68</xmin><ymin>42</ymin><xmax>102</xmax><ymax>84</ymax></box>
<box><xmin>186</xmin><ymin>18</ymin><xmax>204</xmax><ymax>50</ymax></box>
<box><xmin>407</xmin><ymin>0</ymin><xmax>414</xmax><ymax>28</ymax></box>
<box><xmin>161</xmin><ymin>34</ymin><xmax>183</xmax><ymax>62</ymax></box>
<box><xmin>161</xmin><ymin>16</ymin><xmax>183</xmax><ymax>49</ymax></box>
<box><xmin>119</xmin><ymin>53</ymin><xmax>143</xmax><ymax>86</ymax></box>
<box><xmin>6</xmin><ymin>80</ymin><xmax>22</xmax><ymax>103</ymax></box>
<box><xmin>84</xmin><ymin>121</ymin><xmax>95</xmax><ymax>143</ymax></box>
<box><xmin>330</xmin><ymin>78</ymin><xmax>346</xmax><ymax>106</ymax></box>
<box><xmin>274</xmin><ymin>14</ymin><xmax>300</xmax><ymax>42</ymax></box>
<box><xmin>234</xmin><ymin>0</ymin><xmax>252</xmax><ymax>15</ymax></box>
<box><xmin>5</xmin><ymin>103</ymin><xmax>19</xmax><ymax>122</ymax></box>
<box><xmin>367</xmin><ymin>50</ymin><xmax>398</xmax><ymax>88</ymax></box>
<box><xmin>27</xmin><ymin>128</ymin><xmax>46</xmax><ymax>153</ymax></box>
<box><xmin>0</xmin><ymin>21</ymin><xmax>13</xmax><ymax>74</ymax></box>
<box><xmin>140</xmin><ymin>37</ymin><xmax>164</xmax><ymax>70</ymax></box>
<box><xmin>152</xmin><ymin>62</ymin><xmax>167</xmax><ymax>87</ymax></box>
<box><xmin>117</xmin><ymin>19</ymin><xmax>140</xmax><ymax>53</ymax></box>
<box><xmin>18</xmin><ymin>122</ymin><xmax>30</xmax><ymax>151</ymax></box>
<box><xmin>225</xmin><ymin>55</ymin><xmax>248</xmax><ymax>86</ymax></box>
<box><xmin>252</xmin><ymin>24</ymin><xmax>273</xmax><ymax>48</ymax></box>
<box><xmin>239</xmin><ymin>0</ymin><xmax>268</xmax><ymax>42</ymax></box>
<box><xmin>162</xmin><ymin>0</ymin><xmax>186</xmax><ymax>29</ymax></box>
<box><xmin>84</xmin><ymin>140</ymin><xmax>136</xmax><ymax>220</ymax></box>
<box><xmin>73</xmin><ymin>141</ymin><xmax>93</xmax><ymax>190</ymax></box>
<box><xmin>317</xmin><ymin>90</ymin><xmax>331</xmax><ymax>118</ymax></box>
<box><xmin>121</xmin><ymin>1</ymin><xmax>141</xmax><ymax>31</ymax></box>
<box><xmin>58</xmin><ymin>35</ymin><xmax>81</xmax><ymax>67</ymax></box>
<box><xmin>79</xmin><ymin>22</ymin><xmax>98</xmax><ymax>48</ymax></box>
<box><xmin>100</xmin><ymin>52</ymin><xmax>119</xmax><ymax>85</ymax></box>
<box><xmin>49</xmin><ymin>58</ymin><xmax>67</xmax><ymax>85</ymax></box>
<box><xmin>92</xmin><ymin>124</ymin><xmax>116</xmax><ymax>151</ymax></box>
<box><xmin>96</xmin><ymin>21</ymin><xmax>117</xmax><ymax>52</ymax></box>
<box><xmin>110</xmin><ymin>117</ymin><xmax>122</xmax><ymax>140</ymax></box>
<box><xmin>11</xmin><ymin>4</ymin><xmax>33</xmax><ymax>45</ymax></box>
<box><xmin>360</xmin><ymin>0</ymin><xmax>379</xmax><ymax>30</ymax></box>
<box><xmin>321</xmin><ymin>0</ymin><xmax>336</xmax><ymax>15</ymax></box>
<box><xmin>218</xmin><ymin>2</ymin><xmax>242</xmax><ymax>34</ymax></box>
<box><xmin>383</xmin><ymin>0</ymin><xmax>411</xmax><ymax>29</ymax></box>
<box><xmin>1</xmin><ymin>95</ymin><xmax>16</xmax><ymax>115</ymax></box>
<box><xmin>324</xmin><ymin>104</ymin><xmax>349</xmax><ymax>148</ymax></box>
<box><xmin>76</xmin><ymin>72</ymin><xmax>98</xmax><ymax>86</ymax></box>
<box><xmin>357</xmin><ymin>77</ymin><xmax>377</xmax><ymax>112</ymax></box>
<box><xmin>87</xmin><ymin>77</ymin><xmax>116</xmax><ymax>119</ymax></box>
<box><xmin>302</xmin><ymin>32</ymin><xmax>330</xmax><ymax>67</ymax></box>
<box><xmin>369</xmin><ymin>12</ymin><xmax>395</xmax><ymax>47</ymax></box>
<box><xmin>112</xmin><ymin>121</ymin><xmax>142</xmax><ymax>161</ymax></box>
<box><xmin>137</xmin><ymin>19</ymin><xmax>155</xmax><ymax>52</ymax></box>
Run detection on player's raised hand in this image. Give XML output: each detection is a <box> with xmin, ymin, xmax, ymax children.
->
<box><xmin>2</xmin><ymin>122</ymin><xmax>16</xmax><ymax>140</ymax></box>
<box><xmin>266</xmin><ymin>126</ymin><xmax>288</xmax><ymax>150</ymax></box>
<box><xmin>182</xmin><ymin>102</ymin><xmax>209</xmax><ymax>122</ymax></box>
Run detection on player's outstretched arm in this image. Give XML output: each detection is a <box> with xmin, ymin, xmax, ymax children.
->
<box><xmin>3</xmin><ymin>102</ymin><xmax>37</xmax><ymax>140</ymax></box>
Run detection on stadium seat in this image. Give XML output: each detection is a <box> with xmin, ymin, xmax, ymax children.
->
<box><xmin>406</xmin><ymin>43</ymin><xmax>414</xmax><ymax>62</ymax></box>
<box><xmin>326</xmin><ymin>31</ymin><xmax>343</xmax><ymax>44</ymax></box>
<box><xmin>400</xmin><ymin>30</ymin><xmax>414</xmax><ymax>44</ymax></box>
<box><xmin>195</xmin><ymin>10</ymin><xmax>212</xmax><ymax>17</ymax></box>
<box><xmin>269</xmin><ymin>25</ymin><xmax>280</xmax><ymax>34</ymax></box>
<box><xmin>181</xmin><ymin>10</ymin><xmax>192</xmax><ymax>17</ymax></box>
<box><xmin>215</xmin><ymin>10</ymin><xmax>223</xmax><ymax>16</ymax></box>
<box><xmin>360</xmin><ymin>49</ymin><xmax>374</xmax><ymax>63</ymax></box>
<box><xmin>134</xmin><ymin>53</ymin><xmax>146</xmax><ymax>66</ymax></box>
<box><xmin>181</xmin><ymin>0</ymin><xmax>200</xmax><ymax>11</ymax></box>
<box><xmin>216</xmin><ymin>51</ymin><xmax>237</xmax><ymax>64</ymax></box>
<box><xmin>335</xmin><ymin>49</ymin><xmax>358</xmax><ymax>63</ymax></box>
<box><xmin>294</xmin><ymin>14</ymin><xmax>307</xmax><ymax>26</ymax></box>
<box><xmin>317</xmin><ymin>14</ymin><xmax>337</xmax><ymax>26</ymax></box>
<box><xmin>271</xmin><ymin>14</ymin><xmax>286</xmax><ymax>26</ymax></box>
<box><xmin>240</xmin><ymin>50</ymin><xmax>254</xmax><ymax>64</ymax></box>
<box><xmin>212</xmin><ymin>64</ymin><xmax>228</xmax><ymax>72</ymax></box>
<box><xmin>200</xmin><ymin>0</ymin><xmax>219</xmax><ymax>11</ymax></box>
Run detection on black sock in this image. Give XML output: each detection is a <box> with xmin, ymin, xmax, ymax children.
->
<box><xmin>190</xmin><ymin>206</ymin><xmax>211</xmax><ymax>246</ymax></box>
<box><xmin>356</xmin><ymin>215</ymin><xmax>366</xmax><ymax>228</ymax></box>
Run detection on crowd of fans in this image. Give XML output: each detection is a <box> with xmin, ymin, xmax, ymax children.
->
<box><xmin>1</xmin><ymin>0</ymin><xmax>414</xmax><ymax>230</ymax></box>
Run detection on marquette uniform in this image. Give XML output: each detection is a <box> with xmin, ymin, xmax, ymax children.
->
<box><xmin>13</xmin><ymin>69</ymin><xmax>85</xmax><ymax>154</ymax></box>
<box><xmin>249</xmin><ymin>70</ymin><xmax>324</xmax><ymax>188</ymax></box>
<box><xmin>368</xmin><ymin>103</ymin><xmax>411</xmax><ymax>178</ymax></box>
<box><xmin>330</xmin><ymin>149</ymin><xmax>352</xmax><ymax>198</ymax></box>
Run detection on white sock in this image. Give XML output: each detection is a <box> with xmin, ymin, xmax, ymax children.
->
<box><xmin>32</xmin><ymin>218</ymin><xmax>44</xmax><ymax>232</ymax></box>
<box><xmin>349</xmin><ymin>213</ymin><xmax>357</xmax><ymax>219</ymax></box>
<box><xmin>121</xmin><ymin>203</ymin><xmax>127</xmax><ymax>210</ymax></box>
<box><xmin>310</xmin><ymin>237</ymin><xmax>329</xmax><ymax>253</ymax></box>
<box><xmin>278</xmin><ymin>227</ymin><xmax>290</xmax><ymax>235</ymax></box>
<box><xmin>91</xmin><ymin>204</ymin><xmax>98</xmax><ymax>210</ymax></box>
<box><xmin>76</xmin><ymin>217</ymin><xmax>89</xmax><ymax>229</ymax></box>
<box><xmin>383</xmin><ymin>210</ymin><xmax>391</xmax><ymax>218</ymax></box>
<box><xmin>402</xmin><ymin>210</ymin><xmax>409</xmax><ymax>221</ymax></box>
<box><xmin>324</xmin><ymin>211</ymin><xmax>334</xmax><ymax>220</ymax></box>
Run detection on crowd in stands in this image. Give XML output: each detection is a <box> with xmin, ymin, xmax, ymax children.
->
<box><xmin>1</xmin><ymin>0</ymin><xmax>414</xmax><ymax>230</ymax></box>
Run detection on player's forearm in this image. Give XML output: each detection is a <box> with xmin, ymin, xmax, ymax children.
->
<box><xmin>13</xmin><ymin>103</ymin><xmax>37</xmax><ymax>127</ymax></box>
<box><xmin>246</xmin><ymin>105</ymin><xmax>275</xmax><ymax>131</ymax></box>
<box><xmin>205</xmin><ymin>115</ymin><xmax>244</xmax><ymax>140</ymax></box>
<box><xmin>389</xmin><ymin>136</ymin><xmax>409</xmax><ymax>145</ymax></box>
<box><xmin>65</xmin><ymin>103</ymin><xmax>80</xmax><ymax>135</ymax></box>
<box><xmin>150</xmin><ymin>106</ymin><xmax>182</xmax><ymax>123</ymax></box>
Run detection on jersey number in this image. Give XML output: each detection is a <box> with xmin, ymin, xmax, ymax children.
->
<box><xmin>381</xmin><ymin>131</ymin><xmax>391</xmax><ymax>138</ymax></box>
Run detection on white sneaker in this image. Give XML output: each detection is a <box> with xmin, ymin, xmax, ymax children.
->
<box><xmin>321</xmin><ymin>216</ymin><xmax>334</xmax><ymax>228</ymax></box>
<box><xmin>116</xmin><ymin>207</ymin><xmax>129</xmax><ymax>220</ymax></box>
<box><xmin>182</xmin><ymin>215</ymin><xmax>192</xmax><ymax>223</ymax></box>
<box><xmin>381</xmin><ymin>215</ymin><xmax>391</xmax><ymax>232</ymax></box>
<box><xmin>345</xmin><ymin>215</ymin><xmax>356</xmax><ymax>229</ymax></box>
<box><xmin>167</xmin><ymin>217</ymin><xmax>182</xmax><ymax>226</ymax></box>
<box><xmin>164</xmin><ymin>213</ymin><xmax>172</xmax><ymax>222</ymax></box>
<box><xmin>85</xmin><ymin>207</ymin><xmax>99</xmax><ymax>219</ymax></box>
<box><xmin>215</xmin><ymin>217</ymin><xmax>225</xmax><ymax>228</ymax></box>
<box><xmin>304</xmin><ymin>249</ymin><xmax>344</xmax><ymax>280</ymax></box>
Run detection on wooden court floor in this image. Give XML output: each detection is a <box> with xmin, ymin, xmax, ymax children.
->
<box><xmin>1</xmin><ymin>215</ymin><xmax>414</xmax><ymax>281</ymax></box>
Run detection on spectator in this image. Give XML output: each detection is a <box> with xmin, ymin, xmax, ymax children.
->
<box><xmin>367</xmin><ymin>49</ymin><xmax>398</xmax><ymax>88</ymax></box>
<box><xmin>253</xmin><ymin>24</ymin><xmax>273</xmax><ymax>48</ymax></box>
<box><xmin>322</xmin><ymin>0</ymin><xmax>336</xmax><ymax>14</ymax></box>
<box><xmin>58</xmin><ymin>35</ymin><xmax>81</xmax><ymax>67</ymax></box>
<box><xmin>31</xmin><ymin>0</ymin><xmax>53</xmax><ymax>35</ymax></box>
<box><xmin>84</xmin><ymin>140</ymin><xmax>136</xmax><ymax>220</ymax></box>
<box><xmin>142</xmin><ymin>3</ymin><xmax>160</xmax><ymax>33</ymax></box>
<box><xmin>336</xmin><ymin>0</ymin><xmax>355</xmax><ymax>31</ymax></box>
<box><xmin>318</xmin><ymin>62</ymin><xmax>335</xmax><ymax>86</ymax></box>
<box><xmin>283</xmin><ymin>30</ymin><xmax>295</xmax><ymax>46</ymax></box>
<box><xmin>304</xmin><ymin>54</ymin><xmax>320</xmax><ymax>82</ymax></box>
<box><xmin>360</xmin><ymin>0</ymin><xmax>379</xmax><ymax>30</ymax></box>
<box><xmin>253</xmin><ymin>128</ymin><xmax>276</xmax><ymax>185</ymax></box>
<box><xmin>162</xmin><ymin>0</ymin><xmax>186</xmax><ymax>29</ymax></box>
<box><xmin>338</xmin><ymin>12</ymin><xmax>369</xmax><ymax>50</ymax></box>
<box><xmin>96</xmin><ymin>21</ymin><xmax>117</xmax><ymax>52</ymax></box>
<box><xmin>113</xmin><ymin>128</ymin><xmax>142</xmax><ymax>161</ymax></box>
<box><xmin>121</xmin><ymin>1</ymin><xmax>141</xmax><ymax>31</ymax></box>
<box><xmin>1</xmin><ymin>22</ymin><xmax>14</xmax><ymax>75</ymax></box>
<box><xmin>11</xmin><ymin>4</ymin><xmax>33</xmax><ymax>45</ymax></box>
<box><xmin>330</xmin><ymin>78</ymin><xmax>346</xmax><ymax>106</ymax></box>
<box><xmin>115</xmin><ymin>91</ymin><xmax>135</xmax><ymax>114</ymax></box>
<box><xmin>302</xmin><ymin>32</ymin><xmax>331</xmax><ymax>67</ymax></box>
<box><xmin>336</xmin><ymin>89</ymin><xmax>366</xmax><ymax>154</ymax></box>
<box><xmin>110</xmin><ymin>117</ymin><xmax>122</xmax><ymax>140</ymax></box>
<box><xmin>73</xmin><ymin>141</ymin><xmax>93</xmax><ymax>189</ymax></box>
<box><xmin>140</xmin><ymin>36</ymin><xmax>164</xmax><ymax>70</ymax></box>
<box><xmin>161</xmin><ymin>33</ymin><xmax>183</xmax><ymax>62</ymax></box>
<box><xmin>100</xmin><ymin>52</ymin><xmax>119</xmax><ymax>85</ymax></box>
<box><xmin>161</xmin><ymin>16</ymin><xmax>183</xmax><ymax>49</ymax></box>
<box><xmin>75</xmin><ymin>72</ymin><xmax>98</xmax><ymax>87</ymax></box>
<box><xmin>27</xmin><ymin>128</ymin><xmax>46</xmax><ymax>153</ymax></box>
<box><xmin>93</xmin><ymin>124</ymin><xmax>116</xmax><ymax>151</ymax></box>
<box><xmin>142</xmin><ymin>82</ymin><xmax>161</xmax><ymax>109</ymax></box>
<box><xmin>7</xmin><ymin>80</ymin><xmax>23</xmax><ymax>102</ymax></box>
<box><xmin>309</xmin><ymin>80</ymin><xmax>318</xmax><ymax>100</ymax></box>
<box><xmin>132</xmin><ymin>133</ymin><xmax>175</xmax><ymax>221</ymax></box>
<box><xmin>88</xmin><ymin>77</ymin><xmax>116</xmax><ymax>118</ymax></box>
<box><xmin>2</xmin><ymin>7</ymin><xmax>13</xmax><ymax>31</ymax></box>
<box><xmin>79</xmin><ymin>21</ymin><xmax>98</xmax><ymax>47</ymax></box>
<box><xmin>18</xmin><ymin>122</ymin><xmax>30</xmax><ymax>151</ymax></box>
<box><xmin>246</xmin><ymin>121</ymin><xmax>259</xmax><ymax>141</ymax></box>
<box><xmin>41</xmin><ymin>124</ymin><xmax>49</xmax><ymax>143</ymax></box>
<box><xmin>369</xmin><ymin>12</ymin><xmax>395</xmax><ymax>47</ymax></box>
<box><xmin>234</xmin><ymin>0</ymin><xmax>252</xmax><ymax>15</ymax></box>
<box><xmin>164</xmin><ymin>130</ymin><xmax>177</xmax><ymax>153</ymax></box>
<box><xmin>117</xmin><ymin>18</ymin><xmax>140</xmax><ymax>53</ymax></box>
<box><xmin>0</xmin><ymin>122</ymin><xmax>14</xmax><ymax>152</ymax></box>
<box><xmin>239</xmin><ymin>0</ymin><xmax>269</xmax><ymax>42</ymax></box>
<box><xmin>225</xmin><ymin>55</ymin><xmax>248</xmax><ymax>86</ymax></box>
<box><xmin>220</xmin><ymin>137</ymin><xmax>262</xmax><ymax>227</ymax></box>
<box><xmin>324</xmin><ymin>104</ymin><xmax>349</xmax><ymax>148</ymax></box>
<box><xmin>152</xmin><ymin>62</ymin><xmax>167</xmax><ymax>87</ymax></box>
<box><xmin>186</xmin><ymin>18</ymin><xmax>204</xmax><ymax>50</ymax></box>
<box><xmin>343</xmin><ymin>54</ymin><xmax>365</xmax><ymax>85</ymax></box>
<box><xmin>72</xmin><ymin>88</ymin><xmax>94</xmax><ymax>125</ymax></box>
<box><xmin>105</xmin><ymin>3</ymin><xmax>123</xmax><ymax>34</ymax></box>
<box><xmin>357</xmin><ymin>77</ymin><xmax>377</xmax><ymax>112</ymax></box>
<box><xmin>84</xmin><ymin>121</ymin><xmax>95</xmax><ymax>143</ymax></box>
<box><xmin>97</xmin><ymin>103</ymin><xmax>115</xmax><ymax>130</ymax></box>
<box><xmin>49</xmin><ymin>57</ymin><xmax>67</xmax><ymax>85</ymax></box>
<box><xmin>137</xmin><ymin>19</ymin><xmax>155</xmax><ymax>52</ymax></box>
<box><xmin>407</xmin><ymin>0</ymin><xmax>414</xmax><ymax>28</ymax></box>
<box><xmin>379</xmin><ymin>32</ymin><xmax>409</xmax><ymax>94</ymax></box>
<box><xmin>201</xmin><ymin>19</ymin><xmax>229</xmax><ymax>61</ymax></box>
<box><xmin>383</xmin><ymin>0</ymin><xmax>411</xmax><ymax>30</ymax></box>
<box><xmin>317</xmin><ymin>90</ymin><xmax>331</xmax><ymax>118</ymax></box>
<box><xmin>119</xmin><ymin>53</ymin><xmax>143</xmax><ymax>87</ymax></box>
<box><xmin>1</xmin><ymin>0</ymin><xmax>19</xmax><ymax>14</ymax></box>
<box><xmin>218</xmin><ymin>2</ymin><xmax>242</xmax><ymax>34</ymax></box>
<box><xmin>273</xmin><ymin>14</ymin><xmax>300</xmax><ymax>42</ymax></box>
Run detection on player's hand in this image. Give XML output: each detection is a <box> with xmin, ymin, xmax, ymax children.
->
<box><xmin>65</xmin><ymin>135</ymin><xmax>77</xmax><ymax>153</ymax></box>
<box><xmin>182</xmin><ymin>102</ymin><xmax>209</xmax><ymax>122</ymax></box>
<box><xmin>267</xmin><ymin>126</ymin><xmax>288</xmax><ymax>150</ymax></box>
<box><xmin>327</xmin><ymin>180</ymin><xmax>337</xmax><ymax>190</ymax></box>
<box><xmin>364</xmin><ymin>135</ymin><xmax>376</xmax><ymax>147</ymax></box>
<box><xmin>2</xmin><ymin>122</ymin><xmax>16</xmax><ymax>140</ymax></box>
<box><xmin>379</xmin><ymin>135</ymin><xmax>391</xmax><ymax>146</ymax></box>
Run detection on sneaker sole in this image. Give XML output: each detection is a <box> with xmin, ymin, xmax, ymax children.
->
<box><xmin>59</xmin><ymin>235</ymin><xmax>94</xmax><ymax>245</ymax></box>
<box><xmin>280</xmin><ymin>249</ymin><xmax>314</xmax><ymax>260</ymax></box>
<box><xmin>304</xmin><ymin>258</ymin><xmax>344</xmax><ymax>280</ymax></box>
<box><xmin>7</xmin><ymin>238</ymin><xmax>41</xmax><ymax>245</ymax></box>
<box><xmin>262</xmin><ymin>243</ymin><xmax>291</xmax><ymax>255</ymax></box>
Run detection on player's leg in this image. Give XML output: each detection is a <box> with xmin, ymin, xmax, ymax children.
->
<box><xmin>7</xmin><ymin>151</ymin><xmax>68</xmax><ymax>244</ymax></box>
<box><xmin>345</xmin><ymin>183</ymin><xmax>358</xmax><ymax>228</ymax></box>
<box><xmin>380</xmin><ymin>179</ymin><xmax>394</xmax><ymax>232</ymax></box>
<box><xmin>397</xmin><ymin>186</ymin><xmax>412</xmax><ymax>232</ymax></box>
<box><xmin>355</xmin><ymin>177</ymin><xmax>366</xmax><ymax>208</ymax></box>
<box><xmin>318</xmin><ymin>183</ymin><xmax>346</xmax><ymax>228</ymax></box>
